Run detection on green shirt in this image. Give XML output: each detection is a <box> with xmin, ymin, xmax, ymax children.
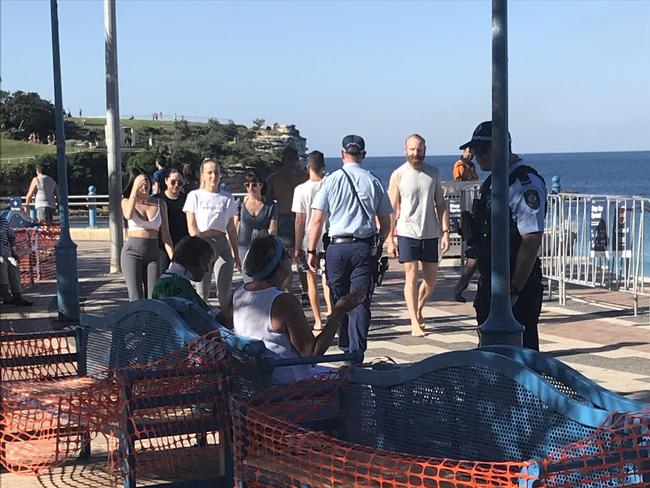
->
<box><xmin>152</xmin><ymin>275</ymin><xmax>211</xmax><ymax>310</ymax></box>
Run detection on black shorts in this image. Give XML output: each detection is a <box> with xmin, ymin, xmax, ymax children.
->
<box><xmin>397</xmin><ymin>236</ymin><xmax>439</xmax><ymax>263</ymax></box>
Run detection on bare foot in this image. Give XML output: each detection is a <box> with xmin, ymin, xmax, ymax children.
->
<box><xmin>411</xmin><ymin>323</ymin><xmax>426</xmax><ymax>337</ymax></box>
<box><xmin>416</xmin><ymin>309</ymin><xmax>424</xmax><ymax>324</ymax></box>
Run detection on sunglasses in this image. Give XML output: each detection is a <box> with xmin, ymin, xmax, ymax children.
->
<box><xmin>168</xmin><ymin>180</ymin><xmax>183</xmax><ymax>186</ymax></box>
<box><xmin>245</xmin><ymin>181</ymin><xmax>260</xmax><ymax>188</ymax></box>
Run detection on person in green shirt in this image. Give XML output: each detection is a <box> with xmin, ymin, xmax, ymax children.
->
<box><xmin>152</xmin><ymin>236</ymin><xmax>214</xmax><ymax>310</ymax></box>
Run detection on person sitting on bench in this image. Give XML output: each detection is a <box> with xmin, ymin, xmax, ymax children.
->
<box><xmin>220</xmin><ymin>235</ymin><xmax>364</xmax><ymax>383</ymax></box>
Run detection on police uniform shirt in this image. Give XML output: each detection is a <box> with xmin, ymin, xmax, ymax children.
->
<box><xmin>312</xmin><ymin>163</ymin><xmax>393</xmax><ymax>239</ymax></box>
<box><xmin>507</xmin><ymin>160</ymin><xmax>547</xmax><ymax>235</ymax></box>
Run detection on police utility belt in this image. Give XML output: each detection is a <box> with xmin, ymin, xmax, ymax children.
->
<box><xmin>327</xmin><ymin>168</ymin><xmax>383</xmax><ymax>257</ymax></box>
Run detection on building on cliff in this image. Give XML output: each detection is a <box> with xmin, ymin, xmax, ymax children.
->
<box><xmin>251</xmin><ymin>123</ymin><xmax>308</xmax><ymax>157</ymax></box>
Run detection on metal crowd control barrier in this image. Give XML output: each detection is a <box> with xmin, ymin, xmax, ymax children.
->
<box><xmin>541</xmin><ymin>193</ymin><xmax>649</xmax><ymax>316</ymax></box>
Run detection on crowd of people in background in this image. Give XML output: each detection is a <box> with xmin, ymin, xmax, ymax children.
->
<box><xmin>11</xmin><ymin>125</ymin><xmax>547</xmax><ymax>375</ymax></box>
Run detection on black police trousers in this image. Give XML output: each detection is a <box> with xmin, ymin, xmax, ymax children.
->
<box><xmin>474</xmin><ymin>266</ymin><xmax>543</xmax><ymax>350</ymax></box>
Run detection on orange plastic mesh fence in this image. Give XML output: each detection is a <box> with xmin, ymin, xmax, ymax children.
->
<box><xmin>541</xmin><ymin>408</ymin><xmax>650</xmax><ymax>487</ymax></box>
<box><xmin>0</xmin><ymin>330</ymin><xmax>231</xmax><ymax>480</ymax></box>
<box><xmin>15</xmin><ymin>224</ymin><xmax>59</xmax><ymax>285</ymax></box>
<box><xmin>231</xmin><ymin>375</ymin><xmax>650</xmax><ymax>487</ymax></box>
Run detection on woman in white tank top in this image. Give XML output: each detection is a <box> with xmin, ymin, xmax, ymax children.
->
<box><xmin>120</xmin><ymin>168</ymin><xmax>174</xmax><ymax>301</ymax></box>
<box><xmin>222</xmin><ymin>235</ymin><xmax>364</xmax><ymax>384</ymax></box>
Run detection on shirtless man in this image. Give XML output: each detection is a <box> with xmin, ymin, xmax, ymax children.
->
<box><xmin>266</xmin><ymin>145</ymin><xmax>307</xmax><ymax>291</ymax></box>
<box><xmin>387</xmin><ymin>134</ymin><xmax>450</xmax><ymax>336</ymax></box>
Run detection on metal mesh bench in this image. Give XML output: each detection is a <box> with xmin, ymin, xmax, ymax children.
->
<box><xmin>231</xmin><ymin>348</ymin><xmax>649</xmax><ymax>487</ymax></box>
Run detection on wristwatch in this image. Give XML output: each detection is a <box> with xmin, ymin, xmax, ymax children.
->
<box><xmin>442</xmin><ymin>229</ymin><xmax>450</xmax><ymax>234</ymax></box>
<box><xmin>307</xmin><ymin>249</ymin><xmax>317</xmax><ymax>254</ymax></box>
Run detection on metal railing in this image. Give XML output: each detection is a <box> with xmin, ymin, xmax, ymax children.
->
<box><xmin>541</xmin><ymin>193</ymin><xmax>649</xmax><ymax>315</ymax></box>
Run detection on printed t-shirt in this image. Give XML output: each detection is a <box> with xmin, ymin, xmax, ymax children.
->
<box><xmin>183</xmin><ymin>189</ymin><xmax>237</xmax><ymax>233</ymax></box>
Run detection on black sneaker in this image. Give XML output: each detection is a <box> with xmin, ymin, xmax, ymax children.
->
<box><xmin>11</xmin><ymin>297</ymin><xmax>33</xmax><ymax>306</ymax></box>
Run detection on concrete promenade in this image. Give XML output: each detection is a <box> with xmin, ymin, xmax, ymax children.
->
<box><xmin>2</xmin><ymin>240</ymin><xmax>649</xmax><ymax>486</ymax></box>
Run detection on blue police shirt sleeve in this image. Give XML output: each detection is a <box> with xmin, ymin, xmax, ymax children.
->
<box><xmin>510</xmin><ymin>175</ymin><xmax>547</xmax><ymax>235</ymax></box>
<box><xmin>375</xmin><ymin>182</ymin><xmax>394</xmax><ymax>215</ymax></box>
<box><xmin>311</xmin><ymin>178</ymin><xmax>329</xmax><ymax>213</ymax></box>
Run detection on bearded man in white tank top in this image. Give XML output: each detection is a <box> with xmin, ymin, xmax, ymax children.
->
<box><xmin>387</xmin><ymin>134</ymin><xmax>450</xmax><ymax>337</ymax></box>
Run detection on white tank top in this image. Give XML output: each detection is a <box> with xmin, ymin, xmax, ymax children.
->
<box><xmin>127</xmin><ymin>201</ymin><xmax>162</xmax><ymax>231</ymax></box>
<box><xmin>393</xmin><ymin>162</ymin><xmax>443</xmax><ymax>239</ymax></box>
<box><xmin>232</xmin><ymin>285</ymin><xmax>312</xmax><ymax>383</ymax></box>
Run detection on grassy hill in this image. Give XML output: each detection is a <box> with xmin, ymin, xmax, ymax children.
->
<box><xmin>0</xmin><ymin>135</ymin><xmax>57</xmax><ymax>160</ymax></box>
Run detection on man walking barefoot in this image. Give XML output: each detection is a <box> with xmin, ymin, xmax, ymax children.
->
<box><xmin>387</xmin><ymin>134</ymin><xmax>450</xmax><ymax>336</ymax></box>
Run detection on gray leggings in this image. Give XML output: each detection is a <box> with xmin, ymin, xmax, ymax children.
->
<box><xmin>194</xmin><ymin>234</ymin><xmax>234</xmax><ymax>308</ymax></box>
<box><xmin>121</xmin><ymin>237</ymin><xmax>161</xmax><ymax>301</ymax></box>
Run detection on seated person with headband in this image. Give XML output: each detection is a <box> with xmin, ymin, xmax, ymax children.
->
<box><xmin>221</xmin><ymin>235</ymin><xmax>365</xmax><ymax>384</ymax></box>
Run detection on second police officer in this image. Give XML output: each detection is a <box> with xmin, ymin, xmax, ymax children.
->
<box><xmin>459</xmin><ymin>121</ymin><xmax>547</xmax><ymax>350</ymax></box>
<box><xmin>307</xmin><ymin>135</ymin><xmax>393</xmax><ymax>358</ymax></box>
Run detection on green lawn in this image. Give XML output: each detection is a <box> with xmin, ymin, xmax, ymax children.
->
<box><xmin>0</xmin><ymin>136</ymin><xmax>57</xmax><ymax>159</ymax></box>
<box><xmin>75</xmin><ymin>117</ymin><xmax>201</xmax><ymax>130</ymax></box>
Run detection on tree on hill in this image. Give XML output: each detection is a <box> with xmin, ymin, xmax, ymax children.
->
<box><xmin>0</xmin><ymin>90</ymin><xmax>56</xmax><ymax>140</ymax></box>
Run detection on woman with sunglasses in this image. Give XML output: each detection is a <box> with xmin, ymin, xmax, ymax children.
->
<box><xmin>183</xmin><ymin>158</ymin><xmax>240</xmax><ymax>308</ymax></box>
<box><xmin>220</xmin><ymin>235</ymin><xmax>365</xmax><ymax>384</ymax></box>
<box><xmin>156</xmin><ymin>168</ymin><xmax>189</xmax><ymax>271</ymax></box>
<box><xmin>234</xmin><ymin>170</ymin><xmax>278</xmax><ymax>272</ymax></box>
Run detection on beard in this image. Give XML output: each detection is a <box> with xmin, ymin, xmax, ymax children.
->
<box><xmin>407</xmin><ymin>155</ymin><xmax>424</xmax><ymax>167</ymax></box>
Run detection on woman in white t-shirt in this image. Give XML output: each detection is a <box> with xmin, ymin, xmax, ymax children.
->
<box><xmin>183</xmin><ymin>158</ymin><xmax>240</xmax><ymax>308</ymax></box>
<box><xmin>291</xmin><ymin>151</ymin><xmax>332</xmax><ymax>330</ymax></box>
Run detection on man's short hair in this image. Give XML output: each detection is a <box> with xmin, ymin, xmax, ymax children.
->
<box><xmin>405</xmin><ymin>134</ymin><xmax>426</xmax><ymax>145</ymax></box>
<box><xmin>173</xmin><ymin>236</ymin><xmax>213</xmax><ymax>268</ymax></box>
<box><xmin>306</xmin><ymin>150</ymin><xmax>325</xmax><ymax>174</ymax></box>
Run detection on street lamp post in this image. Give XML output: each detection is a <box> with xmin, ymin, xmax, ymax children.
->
<box><xmin>478</xmin><ymin>0</ymin><xmax>524</xmax><ymax>346</ymax></box>
<box><xmin>50</xmin><ymin>0</ymin><xmax>80</xmax><ymax>321</ymax></box>
<box><xmin>104</xmin><ymin>0</ymin><xmax>124</xmax><ymax>274</ymax></box>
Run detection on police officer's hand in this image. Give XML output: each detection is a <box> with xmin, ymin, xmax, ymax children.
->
<box><xmin>387</xmin><ymin>238</ymin><xmax>397</xmax><ymax>258</ymax></box>
<box><xmin>307</xmin><ymin>251</ymin><xmax>319</xmax><ymax>273</ymax></box>
<box><xmin>440</xmin><ymin>231</ymin><xmax>451</xmax><ymax>255</ymax></box>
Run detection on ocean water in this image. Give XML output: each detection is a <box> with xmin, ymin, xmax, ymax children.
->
<box><xmin>325</xmin><ymin>151</ymin><xmax>650</xmax><ymax>197</ymax></box>
<box><xmin>325</xmin><ymin>151</ymin><xmax>650</xmax><ymax>276</ymax></box>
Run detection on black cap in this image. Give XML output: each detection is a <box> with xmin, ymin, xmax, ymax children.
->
<box><xmin>342</xmin><ymin>135</ymin><xmax>365</xmax><ymax>155</ymax></box>
<box><xmin>459</xmin><ymin>121</ymin><xmax>511</xmax><ymax>150</ymax></box>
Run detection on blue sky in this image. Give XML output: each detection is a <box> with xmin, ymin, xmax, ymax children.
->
<box><xmin>2</xmin><ymin>0</ymin><xmax>649</xmax><ymax>156</ymax></box>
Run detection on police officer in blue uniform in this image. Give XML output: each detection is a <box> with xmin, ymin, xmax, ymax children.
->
<box><xmin>307</xmin><ymin>135</ymin><xmax>393</xmax><ymax>354</ymax></box>
<box><xmin>460</xmin><ymin>122</ymin><xmax>547</xmax><ymax>350</ymax></box>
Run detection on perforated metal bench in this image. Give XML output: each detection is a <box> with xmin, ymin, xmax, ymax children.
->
<box><xmin>231</xmin><ymin>347</ymin><xmax>649</xmax><ymax>487</ymax></box>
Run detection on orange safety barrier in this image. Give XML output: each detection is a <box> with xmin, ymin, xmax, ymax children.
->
<box><xmin>231</xmin><ymin>375</ymin><xmax>650</xmax><ymax>487</ymax></box>
<box><xmin>0</xmin><ymin>329</ymin><xmax>231</xmax><ymax>483</ymax></box>
<box><xmin>14</xmin><ymin>223</ymin><xmax>60</xmax><ymax>285</ymax></box>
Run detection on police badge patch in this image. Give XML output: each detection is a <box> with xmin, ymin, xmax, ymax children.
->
<box><xmin>524</xmin><ymin>190</ymin><xmax>540</xmax><ymax>209</ymax></box>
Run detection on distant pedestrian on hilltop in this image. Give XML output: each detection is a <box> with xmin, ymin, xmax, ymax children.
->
<box><xmin>452</xmin><ymin>148</ymin><xmax>479</xmax><ymax>181</ymax></box>
<box><xmin>24</xmin><ymin>165</ymin><xmax>58</xmax><ymax>222</ymax></box>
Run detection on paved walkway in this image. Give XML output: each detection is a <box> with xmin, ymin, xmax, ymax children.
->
<box><xmin>2</xmin><ymin>240</ymin><xmax>649</xmax><ymax>486</ymax></box>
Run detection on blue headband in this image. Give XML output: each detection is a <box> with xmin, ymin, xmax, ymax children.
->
<box><xmin>252</xmin><ymin>237</ymin><xmax>285</xmax><ymax>281</ymax></box>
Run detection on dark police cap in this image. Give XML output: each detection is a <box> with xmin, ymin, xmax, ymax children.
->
<box><xmin>459</xmin><ymin>121</ymin><xmax>511</xmax><ymax>150</ymax></box>
<box><xmin>342</xmin><ymin>134</ymin><xmax>365</xmax><ymax>155</ymax></box>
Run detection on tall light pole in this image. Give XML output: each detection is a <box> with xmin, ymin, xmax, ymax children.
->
<box><xmin>479</xmin><ymin>0</ymin><xmax>524</xmax><ymax>346</ymax></box>
<box><xmin>104</xmin><ymin>0</ymin><xmax>123</xmax><ymax>274</ymax></box>
<box><xmin>50</xmin><ymin>0</ymin><xmax>80</xmax><ymax>322</ymax></box>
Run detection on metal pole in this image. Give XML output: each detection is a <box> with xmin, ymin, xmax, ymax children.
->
<box><xmin>50</xmin><ymin>0</ymin><xmax>80</xmax><ymax>321</ymax></box>
<box><xmin>479</xmin><ymin>0</ymin><xmax>523</xmax><ymax>346</ymax></box>
<box><xmin>104</xmin><ymin>0</ymin><xmax>123</xmax><ymax>273</ymax></box>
